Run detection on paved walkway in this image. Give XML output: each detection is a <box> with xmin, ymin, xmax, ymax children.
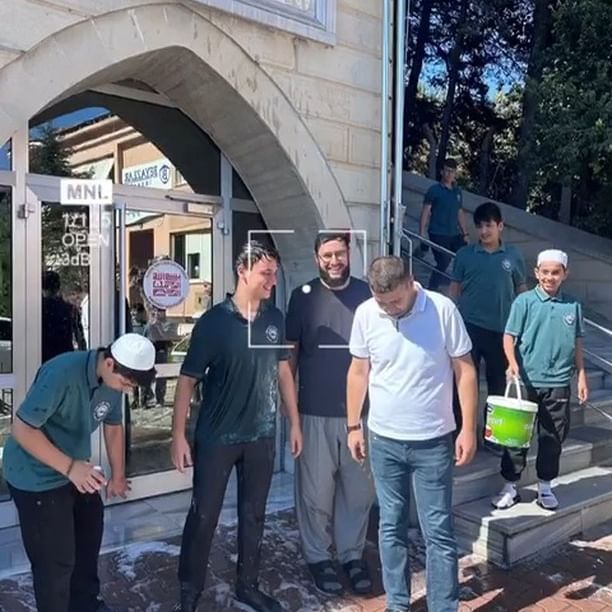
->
<box><xmin>0</xmin><ymin>510</ymin><xmax>611</xmax><ymax>611</ymax></box>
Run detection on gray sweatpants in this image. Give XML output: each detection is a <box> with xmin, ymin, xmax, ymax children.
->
<box><xmin>295</xmin><ymin>415</ymin><xmax>375</xmax><ymax>565</ymax></box>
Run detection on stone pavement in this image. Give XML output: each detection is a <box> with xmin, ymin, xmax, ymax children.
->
<box><xmin>0</xmin><ymin>510</ymin><xmax>611</xmax><ymax>612</ymax></box>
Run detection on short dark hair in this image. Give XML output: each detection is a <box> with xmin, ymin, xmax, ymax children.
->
<box><xmin>314</xmin><ymin>231</ymin><xmax>351</xmax><ymax>253</ymax></box>
<box><xmin>443</xmin><ymin>158</ymin><xmax>457</xmax><ymax>170</ymax></box>
<box><xmin>367</xmin><ymin>256</ymin><xmax>410</xmax><ymax>293</ymax></box>
<box><xmin>474</xmin><ymin>201</ymin><xmax>503</xmax><ymax>225</ymax></box>
<box><xmin>42</xmin><ymin>270</ymin><xmax>61</xmax><ymax>293</ymax></box>
<box><xmin>235</xmin><ymin>240</ymin><xmax>280</xmax><ymax>274</ymax></box>
<box><xmin>102</xmin><ymin>346</ymin><xmax>156</xmax><ymax>386</ymax></box>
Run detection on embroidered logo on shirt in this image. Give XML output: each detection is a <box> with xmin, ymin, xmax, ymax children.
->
<box><xmin>501</xmin><ymin>259</ymin><xmax>512</xmax><ymax>272</ymax></box>
<box><xmin>265</xmin><ymin>325</ymin><xmax>279</xmax><ymax>343</ymax></box>
<box><xmin>93</xmin><ymin>401</ymin><xmax>110</xmax><ymax>421</ymax></box>
<box><xmin>563</xmin><ymin>313</ymin><xmax>576</xmax><ymax>326</ymax></box>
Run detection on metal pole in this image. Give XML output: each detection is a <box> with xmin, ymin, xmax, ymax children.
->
<box><xmin>392</xmin><ymin>0</ymin><xmax>407</xmax><ymax>256</ymax></box>
<box><xmin>379</xmin><ymin>0</ymin><xmax>391</xmax><ymax>255</ymax></box>
<box><xmin>116</xmin><ymin>201</ymin><xmax>127</xmax><ymax>337</ymax></box>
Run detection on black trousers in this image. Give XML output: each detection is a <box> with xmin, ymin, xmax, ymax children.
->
<box><xmin>8</xmin><ymin>482</ymin><xmax>104</xmax><ymax>612</ymax></box>
<box><xmin>453</xmin><ymin>323</ymin><xmax>506</xmax><ymax>434</ymax></box>
<box><xmin>428</xmin><ymin>233</ymin><xmax>465</xmax><ymax>291</ymax></box>
<box><xmin>178</xmin><ymin>438</ymin><xmax>275</xmax><ymax>594</ymax></box>
<box><xmin>501</xmin><ymin>386</ymin><xmax>571</xmax><ymax>482</ymax></box>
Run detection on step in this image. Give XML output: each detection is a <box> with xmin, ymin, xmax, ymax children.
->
<box><xmin>454</xmin><ymin>464</ymin><xmax>612</xmax><ymax>567</ymax></box>
<box><xmin>453</xmin><ymin>423</ymin><xmax>612</xmax><ymax>506</ymax></box>
<box><xmin>572</xmin><ymin>388</ymin><xmax>612</xmax><ymax>426</ymax></box>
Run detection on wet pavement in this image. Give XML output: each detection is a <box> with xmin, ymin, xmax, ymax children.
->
<box><xmin>1</xmin><ymin>510</ymin><xmax>611</xmax><ymax>611</ymax></box>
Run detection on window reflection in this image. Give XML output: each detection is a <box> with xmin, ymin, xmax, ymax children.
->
<box><xmin>41</xmin><ymin>203</ymin><xmax>90</xmax><ymax>362</ymax></box>
<box><xmin>0</xmin><ymin>389</ymin><xmax>13</xmax><ymax>501</ymax></box>
<box><xmin>0</xmin><ymin>188</ymin><xmax>12</xmax><ymax>374</ymax></box>
<box><xmin>0</xmin><ymin>140</ymin><xmax>10</xmax><ymax>171</ymax></box>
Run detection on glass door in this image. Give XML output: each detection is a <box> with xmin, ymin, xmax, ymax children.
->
<box><xmin>106</xmin><ymin>185</ymin><xmax>223</xmax><ymax>501</ymax></box>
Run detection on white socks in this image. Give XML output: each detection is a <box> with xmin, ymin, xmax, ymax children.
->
<box><xmin>537</xmin><ymin>480</ymin><xmax>559</xmax><ymax>510</ymax></box>
<box><xmin>491</xmin><ymin>482</ymin><xmax>519</xmax><ymax>509</ymax></box>
<box><xmin>492</xmin><ymin>481</ymin><xmax>559</xmax><ymax>510</ymax></box>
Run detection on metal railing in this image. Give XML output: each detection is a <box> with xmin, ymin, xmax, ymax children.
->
<box><xmin>400</xmin><ymin>227</ymin><xmax>455</xmax><ymax>281</ymax></box>
<box><xmin>401</xmin><ymin>227</ymin><xmax>612</xmax><ymax>386</ymax></box>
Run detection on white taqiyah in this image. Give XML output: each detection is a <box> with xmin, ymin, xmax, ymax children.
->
<box><xmin>110</xmin><ymin>333</ymin><xmax>156</xmax><ymax>371</ymax></box>
<box><xmin>537</xmin><ymin>249</ymin><xmax>568</xmax><ymax>268</ymax></box>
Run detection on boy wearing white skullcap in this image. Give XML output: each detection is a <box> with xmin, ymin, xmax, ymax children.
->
<box><xmin>3</xmin><ymin>333</ymin><xmax>156</xmax><ymax>612</ymax></box>
<box><xmin>491</xmin><ymin>249</ymin><xmax>589</xmax><ymax>510</ymax></box>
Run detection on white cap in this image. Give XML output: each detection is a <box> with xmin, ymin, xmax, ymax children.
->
<box><xmin>537</xmin><ymin>249</ymin><xmax>568</xmax><ymax>268</ymax></box>
<box><xmin>110</xmin><ymin>333</ymin><xmax>156</xmax><ymax>371</ymax></box>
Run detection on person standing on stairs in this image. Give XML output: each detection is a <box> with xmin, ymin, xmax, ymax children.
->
<box><xmin>449</xmin><ymin>202</ymin><xmax>527</xmax><ymax>444</ymax></box>
<box><xmin>419</xmin><ymin>158</ymin><xmax>471</xmax><ymax>292</ymax></box>
<box><xmin>492</xmin><ymin>249</ymin><xmax>589</xmax><ymax>511</ymax></box>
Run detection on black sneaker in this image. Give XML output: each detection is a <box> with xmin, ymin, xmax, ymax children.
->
<box><xmin>308</xmin><ymin>560</ymin><xmax>344</xmax><ymax>596</ymax></box>
<box><xmin>235</xmin><ymin>585</ymin><xmax>283</xmax><ymax>612</ymax></box>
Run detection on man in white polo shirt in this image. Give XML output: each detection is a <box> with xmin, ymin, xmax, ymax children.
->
<box><xmin>347</xmin><ymin>256</ymin><xmax>478</xmax><ymax>612</ymax></box>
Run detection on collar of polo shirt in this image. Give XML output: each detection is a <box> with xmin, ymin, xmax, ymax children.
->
<box><xmin>376</xmin><ymin>282</ymin><xmax>427</xmax><ymax>320</ymax></box>
<box><xmin>475</xmin><ymin>241</ymin><xmax>506</xmax><ymax>253</ymax></box>
<box><xmin>535</xmin><ymin>285</ymin><xmax>562</xmax><ymax>302</ymax></box>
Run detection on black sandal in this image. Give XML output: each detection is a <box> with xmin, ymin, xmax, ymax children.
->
<box><xmin>343</xmin><ymin>559</ymin><xmax>372</xmax><ymax>595</ymax></box>
<box><xmin>308</xmin><ymin>561</ymin><xmax>344</xmax><ymax>595</ymax></box>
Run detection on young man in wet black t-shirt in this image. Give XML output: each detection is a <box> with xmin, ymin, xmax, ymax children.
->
<box><xmin>170</xmin><ymin>241</ymin><xmax>302</xmax><ymax>612</ymax></box>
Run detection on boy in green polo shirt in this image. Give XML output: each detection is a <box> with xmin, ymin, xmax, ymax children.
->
<box><xmin>450</xmin><ymin>202</ymin><xmax>527</xmax><ymax>437</ymax></box>
<box><xmin>2</xmin><ymin>333</ymin><xmax>156</xmax><ymax>612</ymax></box>
<box><xmin>492</xmin><ymin>249</ymin><xmax>589</xmax><ymax>510</ymax></box>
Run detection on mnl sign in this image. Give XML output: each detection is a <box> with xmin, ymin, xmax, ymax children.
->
<box><xmin>122</xmin><ymin>159</ymin><xmax>173</xmax><ymax>189</ymax></box>
<box><xmin>142</xmin><ymin>260</ymin><xmax>190</xmax><ymax>310</ymax></box>
<box><xmin>60</xmin><ymin>179</ymin><xmax>112</xmax><ymax>205</ymax></box>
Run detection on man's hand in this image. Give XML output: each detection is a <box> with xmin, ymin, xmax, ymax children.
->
<box><xmin>577</xmin><ymin>370</ymin><xmax>589</xmax><ymax>404</ymax></box>
<box><xmin>455</xmin><ymin>429</ymin><xmax>476</xmax><ymax>466</ymax></box>
<box><xmin>506</xmin><ymin>362</ymin><xmax>520</xmax><ymax>381</ymax></box>
<box><xmin>290</xmin><ymin>423</ymin><xmax>303</xmax><ymax>458</ymax></box>
<box><xmin>106</xmin><ymin>475</ymin><xmax>131</xmax><ymax>499</ymax></box>
<box><xmin>171</xmin><ymin>434</ymin><xmax>193</xmax><ymax>473</ymax></box>
<box><xmin>67</xmin><ymin>461</ymin><xmax>107</xmax><ymax>494</ymax></box>
<box><xmin>348</xmin><ymin>429</ymin><xmax>366</xmax><ymax>463</ymax></box>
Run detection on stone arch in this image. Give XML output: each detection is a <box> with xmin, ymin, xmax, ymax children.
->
<box><xmin>0</xmin><ymin>3</ymin><xmax>354</xmax><ymax>284</ymax></box>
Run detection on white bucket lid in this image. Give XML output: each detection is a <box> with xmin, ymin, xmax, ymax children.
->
<box><xmin>487</xmin><ymin>395</ymin><xmax>538</xmax><ymax>413</ymax></box>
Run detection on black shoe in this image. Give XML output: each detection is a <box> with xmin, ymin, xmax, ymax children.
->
<box><xmin>173</xmin><ymin>583</ymin><xmax>201</xmax><ymax>612</ymax></box>
<box><xmin>308</xmin><ymin>561</ymin><xmax>344</xmax><ymax>596</ymax></box>
<box><xmin>342</xmin><ymin>558</ymin><xmax>372</xmax><ymax>595</ymax></box>
<box><xmin>235</xmin><ymin>585</ymin><xmax>283</xmax><ymax>612</ymax></box>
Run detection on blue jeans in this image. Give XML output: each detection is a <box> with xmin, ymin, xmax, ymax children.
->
<box><xmin>369</xmin><ymin>432</ymin><xmax>458</xmax><ymax>612</ymax></box>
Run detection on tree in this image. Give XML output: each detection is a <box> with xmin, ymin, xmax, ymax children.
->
<box><xmin>30</xmin><ymin>124</ymin><xmax>91</xmax><ymax>295</ymax></box>
<box><xmin>510</xmin><ymin>0</ymin><xmax>556</xmax><ymax>209</ymax></box>
<box><xmin>531</xmin><ymin>0</ymin><xmax>612</xmax><ymax>236</ymax></box>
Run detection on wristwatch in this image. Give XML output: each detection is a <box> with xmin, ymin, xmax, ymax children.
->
<box><xmin>346</xmin><ymin>422</ymin><xmax>362</xmax><ymax>433</ymax></box>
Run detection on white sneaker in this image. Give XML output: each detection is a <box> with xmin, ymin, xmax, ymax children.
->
<box><xmin>537</xmin><ymin>482</ymin><xmax>559</xmax><ymax>510</ymax></box>
<box><xmin>491</xmin><ymin>483</ymin><xmax>520</xmax><ymax>509</ymax></box>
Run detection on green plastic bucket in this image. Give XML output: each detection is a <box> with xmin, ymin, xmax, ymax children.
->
<box><xmin>484</xmin><ymin>379</ymin><xmax>538</xmax><ymax>448</ymax></box>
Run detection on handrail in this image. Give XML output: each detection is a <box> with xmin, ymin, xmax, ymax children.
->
<box><xmin>402</xmin><ymin>228</ymin><xmax>612</xmax><ymax>347</ymax></box>
<box><xmin>401</xmin><ymin>228</ymin><xmax>456</xmax><ymax>257</ymax></box>
<box><xmin>584</xmin><ymin>318</ymin><xmax>612</xmax><ymax>339</ymax></box>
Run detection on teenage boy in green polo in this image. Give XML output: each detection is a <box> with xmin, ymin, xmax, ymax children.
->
<box><xmin>3</xmin><ymin>333</ymin><xmax>157</xmax><ymax>612</ymax></box>
<box><xmin>492</xmin><ymin>249</ymin><xmax>589</xmax><ymax>510</ymax></box>
<box><xmin>449</xmin><ymin>202</ymin><xmax>527</xmax><ymax>437</ymax></box>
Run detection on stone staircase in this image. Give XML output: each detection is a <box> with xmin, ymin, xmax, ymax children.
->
<box><xmin>402</xmin><ymin>234</ymin><xmax>612</xmax><ymax>568</ymax></box>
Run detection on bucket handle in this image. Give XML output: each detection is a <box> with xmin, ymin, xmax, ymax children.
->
<box><xmin>504</xmin><ymin>376</ymin><xmax>523</xmax><ymax>403</ymax></box>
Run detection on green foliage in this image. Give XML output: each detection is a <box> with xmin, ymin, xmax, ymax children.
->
<box><xmin>31</xmin><ymin>124</ymin><xmax>91</xmax><ymax>295</ymax></box>
<box><xmin>530</xmin><ymin>0</ymin><xmax>612</xmax><ymax>233</ymax></box>
<box><xmin>404</xmin><ymin>0</ymin><xmax>612</xmax><ymax>238</ymax></box>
